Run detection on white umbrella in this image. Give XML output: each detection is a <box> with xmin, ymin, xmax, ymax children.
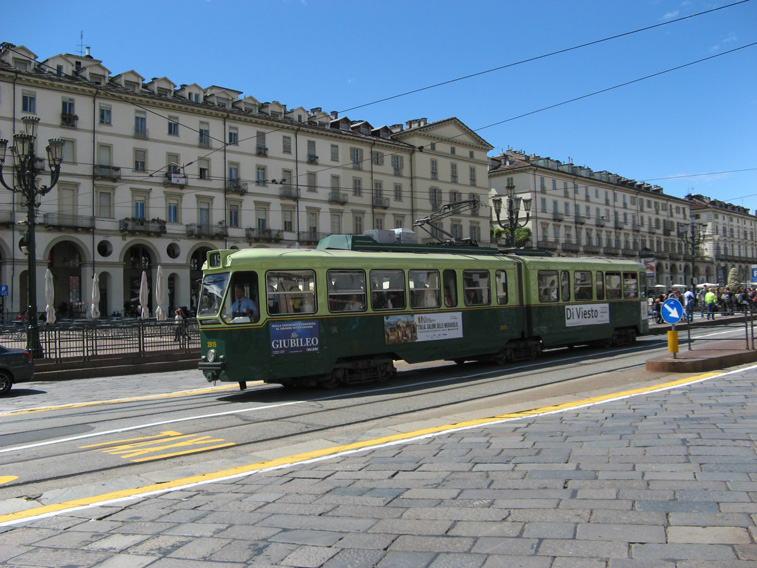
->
<box><xmin>139</xmin><ymin>271</ymin><xmax>150</xmax><ymax>319</ymax></box>
<box><xmin>90</xmin><ymin>273</ymin><xmax>101</xmax><ymax>319</ymax></box>
<box><xmin>154</xmin><ymin>265</ymin><xmax>167</xmax><ymax>321</ymax></box>
<box><xmin>44</xmin><ymin>268</ymin><xmax>56</xmax><ymax>324</ymax></box>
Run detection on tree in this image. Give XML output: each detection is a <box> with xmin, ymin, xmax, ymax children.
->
<box><xmin>727</xmin><ymin>267</ymin><xmax>741</xmax><ymax>291</ymax></box>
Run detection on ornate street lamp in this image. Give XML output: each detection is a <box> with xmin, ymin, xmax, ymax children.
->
<box><xmin>678</xmin><ymin>222</ymin><xmax>706</xmax><ymax>290</ymax></box>
<box><xmin>492</xmin><ymin>181</ymin><xmax>532</xmax><ymax>247</ymax></box>
<box><xmin>0</xmin><ymin>116</ymin><xmax>65</xmax><ymax>358</ymax></box>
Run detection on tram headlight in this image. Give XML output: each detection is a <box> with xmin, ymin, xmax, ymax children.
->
<box><xmin>207</xmin><ymin>349</ymin><xmax>217</xmax><ymax>363</ymax></box>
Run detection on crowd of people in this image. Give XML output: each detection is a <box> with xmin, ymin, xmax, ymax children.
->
<box><xmin>649</xmin><ymin>285</ymin><xmax>756</xmax><ymax>324</ymax></box>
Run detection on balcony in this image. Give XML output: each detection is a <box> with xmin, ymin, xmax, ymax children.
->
<box><xmin>603</xmin><ymin>247</ymin><xmax>621</xmax><ymax>256</ymax></box>
<box><xmin>574</xmin><ymin>214</ymin><xmax>586</xmax><ymax>224</ymax></box>
<box><xmin>198</xmin><ymin>133</ymin><xmax>211</xmax><ymax>148</ymax></box>
<box><xmin>537</xmin><ymin>240</ymin><xmax>558</xmax><ymax>251</ymax></box>
<box><xmin>622</xmin><ymin>248</ymin><xmax>638</xmax><ymax>257</ymax></box>
<box><xmin>552</xmin><ymin>212</ymin><xmax>565</xmax><ymax>222</ymax></box>
<box><xmin>225</xmin><ymin>179</ymin><xmax>248</xmax><ymax>195</ymax></box>
<box><xmin>595</xmin><ymin>217</ymin><xmax>607</xmax><ymax>227</ymax></box>
<box><xmin>119</xmin><ymin>218</ymin><xmax>167</xmax><ymax>235</ymax></box>
<box><xmin>583</xmin><ymin>244</ymin><xmax>601</xmax><ymax>254</ymax></box>
<box><xmin>256</xmin><ymin>145</ymin><xmax>268</xmax><ymax>156</ymax></box>
<box><xmin>279</xmin><ymin>185</ymin><xmax>300</xmax><ymax>200</ymax></box>
<box><xmin>328</xmin><ymin>190</ymin><xmax>348</xmax><ymax>205</ymax></box>
<box><xmin>373</xmin><ymin>196</ymin><xmax>390</xmax><ymax>209</ymax></box>
<box><xmin>298</xmin><ymin>230</ymin><xmax>327</xmax><ymax>244</ymax></box>
<box><xmin>245</xmin><ymin>228</ymin><xmax>283</xmax><ymax>243</ymax></box>
<box><xmin>614</xmin><ymin>220</ymin><xmax>626</xmax><ymax>230</ymax></box>
<box><xmin>307</xmin><ymin>153</ymin><xmax>318</xmax><ymax>164</ymax></box>
<box><xmin>562</xmin><ymin>242</ymin><xmax>580</xmax><ymax>253</ymax></box>
<box><xmin>164</xmin><ymin>172</ymin><xmax>187</xmax><ymax>187</ymax></box>
<box><xmin>669</xmin><ymin>252</ymin><xmax>683</xmax><ymax>261</ymax></box>
<box><xmin>60</xmin><ymin>113</ymin><xmax>78</xmax><ymax>127</ymax></box>
<box><xmin>631</xmin><ymin>222</ymin><xmax>642</xmax><ymax>232</ymax></box>
<box><xmin>186</xmin><ymin>223</ymin><xmax>227</xmax><ymax>239</ymax></box>
<box><xmin>43</xmin><ymin>213</ymin><xmax>95</xmax><ymax>232</ymax></box>
<box><xmin>0</xmin><ymin>210</ymin><xmax>14</xmax><ymax>225</ymax></box>
<box><xmin>94</xmin><ymin>165</ymin><xmax>121</xmax><ymax>181</ymax></box>
<box><xmin>134</xmin><ymin>127</ymin><xmax>148</xmax><ymax>139</ymax></box>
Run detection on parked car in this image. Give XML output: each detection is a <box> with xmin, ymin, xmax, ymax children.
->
<box><xmin>0</xmin><ymin>345</ymin><xmax>34</xmax><ymax>395</ymax></box>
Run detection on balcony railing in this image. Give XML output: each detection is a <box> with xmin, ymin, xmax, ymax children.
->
<box><xmin>43</xmin><ymin>213</ymin><xmax>95</xmax><ymax>231</ymax></box>
<box><xmin>307</xmin><ymin>154</ymin><xmax>319</xmax><ymax>164</ymax></box>
<box><xmin>279</xmin><ymin>185</ymin><xmax>300</xmax><ymax>200</ymax></box>
<box><xmin>225</xmin><ymin>179</ymin><xmax>248</xmax><ymax>195</ymax></box>
<box><xmin>329</xmin><ymin>191</ymin><xmax>348</xmax><ymax>205</ymax></box>
<box><xmin>595</xmin><ymin>217</ymin><xmax>607</xmax><ymax>227</ymax></box>
<box><xmin>119</xmin><ymin>218</ymin><xmax>167</xmax><ymax>235</ymax></box>
<box><xmin>0</xmin><ymin>210</ymin><xmax>15</xmax><ymax>225</ymax></box>
<box><xmin>537</xmin><ymin>240</ymin><xmax>559</xmax><ymax>251</ymax></box>
<box><xmin>245</xmin><ymin>228</ymin><xmax>283</xmax><ymax>243</ymax></box>
<box><xmin>552</xmin><ymin>212</ymin><xmax>565</xmax><ymax>221</ymax></box>
<box><xmin>574</xmin><ymin>215</ymin><xmax>586</xmax><ymax>224</ymax></box>
<box><xmin>163</xmin><ymin>172</ymin><xmax>187</xmax><ymax>187</ymax></box>
<box><xmin>94</xmin><ymin>165</ymin><xmax>121</xmax><ymax>181</ymax></box>
<box><xmin>373</xmin><ymin>196</ymin><xmax>390</xmax><ymax>209</ymax></box>
<box><xmin>603</xmin><ymin>247</ymin><xmax>621</xmax><ymax>256</ymax></box>
<box><xmin>622</xmin><ymin>248</ymin><xmax>638</xmax><ymax>257</ymax></box>
<box><xmin>256</xmin><ymin>145</ymin><xmax>268</xmax><ymax>156</ymax></box>
<box><xmin>60</xmin><ymin>113</ymin><xmax>78</xmax><ymax>127</ymax></box>
<box><xmin>583</xmin><ymin>244</ymin><xmax>601</xmax><ymax>254</ymax></box>
<box><xmin>298</xmin><ymin>231</ymin><xmax>328</xmax><ymax>244</ymax></box>
<box><xmin>186</xmin><ymin>223</ymin><xmax>227</xmax><ymax>239</ymax></box>
<box><xmin>562</xmin><ymin>242</ymin><xmax>580</xmax><ymax>253</ymax></box>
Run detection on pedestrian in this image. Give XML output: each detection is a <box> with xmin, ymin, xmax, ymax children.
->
<box><xmin>684</xmin><ymin>288</ymin><xmax>696</xmax><ymax>323</ymax></box>
<box><xmin>174</xmin><ymin>307</ymin><xmax>187</xmax><ymax>341</ymax></box>
<box><xmin>704</xmin><ymin>286</ymin><xmax>717</xmax><ymax>320</ymax></box>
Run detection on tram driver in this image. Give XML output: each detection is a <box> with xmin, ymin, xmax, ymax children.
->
<box><xmin>227</xmin><ymin>284</ymin><xmax>259</xmax><ymax>322</ymax></box>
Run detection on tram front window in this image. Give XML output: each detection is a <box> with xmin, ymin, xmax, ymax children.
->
<box><xmin>198</xmin><ymin>273</ymin><xmax>229</xmax><ymax>317</ymax></box>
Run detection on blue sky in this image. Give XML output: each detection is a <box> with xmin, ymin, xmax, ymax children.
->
<box><xmin>4</xmin><ymin>0</ymin><xmax>756</xmax><ymax>212</ymax></box>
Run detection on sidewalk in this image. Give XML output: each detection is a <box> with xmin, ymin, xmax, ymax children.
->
<box><xmin>1</xmin><ymin>367</ymin><xmax>755</xmax><ymax>566</ymax></box>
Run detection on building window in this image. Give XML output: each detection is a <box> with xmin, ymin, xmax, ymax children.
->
<box><xmin>167</xmin><ymin>153</ymin><xmax>180</xmax><ymax>174</ymax></box>
<box><xmin>392</xmin><ymin>155</ymin><xmax>403</xmax><ymax>175</ymax></box>
<box><xmin>331</xmin><ymin>213</ymin><xmax>342</xmax><ymax>234</ymax></box>
<box><xmin>450</xmin><ymin>146</ymin><xmax>456</xmax><ymax>155</ymax></box>
<box><xmin>228</xmin><ymin>127</ymin><xmax>239</xmax><ymax>145</ymax></box>
<box><xmin>354</xmin><ymin>214</ymin><xmax>364</xmax><ymax>235</ymax></box>
<box><xmin>353</xmin><ymin>177</ymin><xmax>362</xmax><ymax>197</ymax></box>
<box><xmin>199</xmin><ymin>121</ymin><xmax>210</xmax><ymax>147</ymax></box>
<box><xmin>167</xmin><ymin>200</ymin><xmax>179</xmax><ymax>223</ymax></box>
<box><xmin>282</xmin><ymin>135</ymin><xmax>292</xmax><ymax>154</ymax></box>
<box><xmin>99</xmin><ymin>104</ymin><xmax>112</xmax><ymax>125</ymax></box>
<box><xmin>22</xmin><ymin>90</ymin><xmax>36</xmax><ymax>114</ymax></box>
<box><xmin>430</xmin><ymin>159</ymin><xmax>438</xmax><ymax>180</ymax></box>
<box><xmin>256</xmin><ymin>166</ymin><xmax>266</xmax><ymax>186</ymax></box>
<box><xmin>351</xmin><ymin>147</ymin><xmax>363</xmax><ymax>170</ymax></box>
<box><xmin>469</xmin><ymin>166</ymin><xmax>476</xmax><ymax>186</ymax></box>
<box><xmin>307</xmin><ymin>172</ymin><xmax>316</xmax><ymax>192</ymax></box>
<box><xmin>394</xmin><ymin>183</ymin><xmax>403</xmax><ymax>202</ymax></box>
<box><xmin>228</xmin><ymin>163</ymin><xmax>239</xmax><ymax>180</ymax></box>
<box><xmin>61</xmin><ymin>139</ymin><xmax>75</xmax><ymax>163</ymax></box>
<box><xmin>134</xmin><ymin>199</ymin><xmax>146</xmax><ymax>220</ymax></box>
<box><xmin>331</xmin><ymin>144</ymin><xmax>339</xmax><ymax>162</ymax></box>
<box><xmin>134</xmin><ymin>111</ymin><xmax>147</xmax><ymax>138</ymax></box>
<box><xmin>168</xmin><ymin>116</ymin><xmax>179</xmax><ymax>136</ymax></box>
<box><xmin>134</xmin><ymin>149</ymin><xmax>146</xmax><ymax>172</ymax></box>
<box><xmin>283</xmin><ymin>210</ymin><xmax>293</xmax><ymax>232</ymax></box>
<box><xmin>96</xmin><ymin>189</ymin><xmax>113</xmax><ymax>218</ymax></box>
<box><xmin>198</xmin><ymin>158</ymin><xmax>210</xmax><ymax>180</ymax></box>
<box><xmin>228</xmin><ymin>204</ymin><xmax>239</xmax><ymax>228</ymax></box>
<box><xmin>373</xmin><ymin>152</ymin><xmax>384</xmax><ymax>166</ymax></box>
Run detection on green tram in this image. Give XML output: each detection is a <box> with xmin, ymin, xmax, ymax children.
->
<box><xmin>197</xmin><ymin>235</ymin><xmax>649</xmax><ymax>389</ymax></box>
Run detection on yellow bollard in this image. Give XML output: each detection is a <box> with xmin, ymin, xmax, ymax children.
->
<box><xmin>668</xmin><ymin>329</ymin><xmax>679</xmax><ymax>354</ymax></box>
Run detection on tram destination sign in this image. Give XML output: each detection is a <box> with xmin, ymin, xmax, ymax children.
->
<box><xmin>565</xmin><ymin>303</ymin><xmax>610</xmax><ymax>327</ymax></box>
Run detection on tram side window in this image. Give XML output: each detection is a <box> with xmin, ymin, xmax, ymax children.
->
<box><xmin>538</xmin><ymin>270</ymin><xmax>559</xmax><ymax>303</ymax></box>
<box><xmin>463</xmin><ymin>270</ymin><xmax>490</xmax><ymax>306</ymax></box>
<box><xmin>596</xmin><ymin>271</ymin><xmax>605</xmax><ymax>301</ymax></box>
<box><xmin>370</xmin><ymin>269</ymin><xmax>405</xmax><ymax>310</ymax></box>
<box><xmin>328</xmin><ymin>270</ymin><xmax>366</xmax><ymax>312</ymax></box>
<box><xmin>623</xmin><ymin>271</ymin><xmax>638</xmax><ymax>299</ymax></box>
<box><xmin>495</xmin><ymin>270</ymin><xmax>508</xmax><ymax>305</ymax></box>
<box><xmin>606</xmin><ymin>272</ymin><xmax>622</xmax><ymax>300</ymax></box>
<box><xmin>639</xmin><ymin>271</ymin><xmax>647</xmax><ymax>299</ymax></box>
<box><xmin>266</xmin><ymin>270</ymin><xmax>316</xmax><ymax>315</ymax></box>
<box><xmin>443</xmin><ymin>269</ymin><xmax>457</xmax><ymax>307</ymax></box>
<box><xmin>574</xmin><ymin>271</ymin><xmax>593</xmax><ymax>301</ymax></box>
<box><xmin>409</xmin><ymin>270</ymin><xmax>440</xmax><ymax>309</ymax></box>
<box><xmin>224</xmin><ymin>272</ymin><xmax>260</xmax><ymax>323</ymax></box>
<box><xmin>560</xmin><ymin>270</ymin><xmax>570</xmax><ymax>302</ymax></box>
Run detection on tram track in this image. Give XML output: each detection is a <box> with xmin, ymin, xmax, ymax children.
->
<box><xmin>0</xmin><ymin>336</ymin><xmax>678</xmax><ymax>497</ymax></box>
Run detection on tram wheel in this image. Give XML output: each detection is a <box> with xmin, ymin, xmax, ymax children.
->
<box><xmin>493</xmin><ymin>349</ymin><xmax>509</xmax><ymax>366</ymax></box>
<box><xmin>319</xmin><ymin>368</ymin><xmax>344</xmax><ymax>390</ymax></box>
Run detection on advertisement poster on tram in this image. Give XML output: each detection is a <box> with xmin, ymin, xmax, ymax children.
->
<box><xmin>270</xmin><ymin>320</ymin><xmax>319</xmax><ymax>355</ymax></box>
<box><xmin>384</xmin><ymin>312</ymin><xmax>463</xmax><ymax>344</ymax></box>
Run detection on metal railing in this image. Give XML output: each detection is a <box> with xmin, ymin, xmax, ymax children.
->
<box><xmin>0</xmin><ymin>319</ymin><xmax>200</xmax><ymax>363</ymax></box>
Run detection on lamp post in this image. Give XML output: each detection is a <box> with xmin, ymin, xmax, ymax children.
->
<box><xmin>0</xmin><ymin>116</ymin><xmax>65</xmax><ymax>358</ymax></box>
<box><xmin>678</xmin><ymin>222</ymin><xmax>706</xmax><ymax>291</ymax></box>
<box><xmin>492</xmin><ymin>181</ymin><xmax>532</xmax><ymax>247</ymax></box>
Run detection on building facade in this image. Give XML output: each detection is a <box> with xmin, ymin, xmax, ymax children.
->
<box><xmin>489</xmin><ymin>150</ymin><xmax>757</xmax><ymax>288</ymax></box>
<box><xmin>0</xmin><ymin>43</ymin><xmax>492</xmax><ymax>318</ymax></box>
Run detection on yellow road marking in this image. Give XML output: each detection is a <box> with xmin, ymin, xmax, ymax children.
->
<box><xmin>0</xmin><ymin>370</ymin><xmax>724</xmax><ymax>526</ymax></box>
<box><xmin>83</xmin><ymin>431</ymin><xmax>234</xmax><ymax>462</ymax></box>
<box><xmin>0</xmin><ymin>476</ymin><xmax>18</xmax><ymax>485</ymax></box>
<box><xmin>0</xmin><ymin>384</ymin><xmax>242</xmax><ymax>418</ymax></box>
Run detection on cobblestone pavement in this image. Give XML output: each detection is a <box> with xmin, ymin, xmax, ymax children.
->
<box><xmin>1</xmin><ymin>366</ymin><xmax>756</xmax><ymax>567</ymax></box>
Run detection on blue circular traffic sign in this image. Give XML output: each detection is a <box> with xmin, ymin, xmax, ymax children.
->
<box><xmin>661</xmin><ymin>298</ymin><xmax>684</xmax><ymax>324</ymax></box>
